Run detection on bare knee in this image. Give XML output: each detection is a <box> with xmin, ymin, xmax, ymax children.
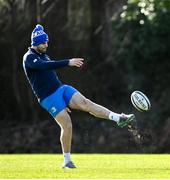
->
<box><xmin>55</xmin><ymin>112</ymin><xmax>72</xmax><ymax>133</ymax></box>
<box><xmin>59</xmin><ymin>119</ymin><xmax>72</xmax><ymax>133</ymax></box>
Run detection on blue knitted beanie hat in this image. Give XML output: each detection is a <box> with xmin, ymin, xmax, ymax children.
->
<box><xmin>31</xmin><ymin>24</ymin><xmax>49</xmax><ymax>46</ymax></box>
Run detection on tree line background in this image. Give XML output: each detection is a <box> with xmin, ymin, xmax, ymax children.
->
<box><xmin>0</xmin><ymin>0</ymin><xmax>170</xmax><ymax>153</ymax></box>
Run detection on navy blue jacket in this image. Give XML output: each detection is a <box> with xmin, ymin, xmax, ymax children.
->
<box><xmin>23</xmin><ymin>48</ymin><xmax>69</xmax><ymax>102</ymax></box>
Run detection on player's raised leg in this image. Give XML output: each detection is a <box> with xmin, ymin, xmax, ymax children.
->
<box><xmin>54</xmin><ymin>109</ymin><xmax>76</xmax><ymax>168</ymax></box>
<box><xmin>69</xmin><ymin>92</ymin><xmax>135</xmax><ymax>128</ymax></box>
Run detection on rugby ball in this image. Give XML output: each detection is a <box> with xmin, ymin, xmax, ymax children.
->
<box><xmin>131</xmin><ymin>91</ymin><xmax>151</xmax><ymax>112</ymax></box>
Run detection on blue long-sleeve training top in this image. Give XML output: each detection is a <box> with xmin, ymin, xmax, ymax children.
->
<box><xmin>23</xmin><ymin>48</ymin><xmax>70</xmax><ymax>102</ymax></box>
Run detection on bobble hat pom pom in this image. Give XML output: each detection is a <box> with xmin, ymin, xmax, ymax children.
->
<box><xmin>34</xmin><ymin>24</ymin><xmax>44</xmax><ymax>31</ymax></box>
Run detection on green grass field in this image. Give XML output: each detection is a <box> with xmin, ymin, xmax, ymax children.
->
<box><xmin>0</xmin><ymin>154</ymin><xmax>170</xmax><ymax>179</ymax></box>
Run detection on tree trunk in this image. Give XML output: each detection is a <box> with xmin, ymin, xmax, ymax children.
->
<box><xmin>36</xmin><ymin>0</ymin><xmax>41</xmax><ymax>23</ymax></box>
<box><xmin>10</xmin><ymin>0</ymin><xmax>26</xmax><ymax>121</ymax></box>
<box><xmin>89</xmin><ymin>0</ymin><xmax>106</xmax><ymax>60</ymax></box>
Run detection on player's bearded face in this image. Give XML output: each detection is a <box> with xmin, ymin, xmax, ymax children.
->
<box><xmin>37</xmin><ymin>42</ymin><xmax>48</xmax><ymax>53</ymax></box>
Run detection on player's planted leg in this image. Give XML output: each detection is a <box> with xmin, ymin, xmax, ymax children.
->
<box><xmin>54</xmin><ymin>109</ymin><xmax>76</xmax><ymax>169</ymax></box>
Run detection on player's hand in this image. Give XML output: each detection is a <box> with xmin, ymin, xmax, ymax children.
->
<box><xmin>68</xmin><ymin>58</ymin><xmax>84</xmax><ymax>67</ymax></box>
<box><xmin>65</xmin><ymin>107</ymin><xmax>71</xmax><ymax>113</ymax></box>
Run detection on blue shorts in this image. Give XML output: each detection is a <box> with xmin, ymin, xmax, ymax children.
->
<box><xmin>40</xmin><ymin>85</ymin><xmax>78</xmax><ymax>118</ymax></box>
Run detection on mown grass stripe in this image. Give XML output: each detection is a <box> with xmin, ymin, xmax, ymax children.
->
<box><xmin>0</xmin><ymin>154</ymin><xmax>170</xmax><ymax>179</ymax></box>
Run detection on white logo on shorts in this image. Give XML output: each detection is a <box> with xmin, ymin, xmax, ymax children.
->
<box><xmin>51</xmin><ymin>107</ymin><xmax>57</xmax><ymax>113</ymax></box>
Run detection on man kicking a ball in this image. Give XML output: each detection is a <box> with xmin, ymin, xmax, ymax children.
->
<box><xmin>23</xmin><ymin>24</ymin><xmax>135</xmax><ymax>169</ymax></box>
